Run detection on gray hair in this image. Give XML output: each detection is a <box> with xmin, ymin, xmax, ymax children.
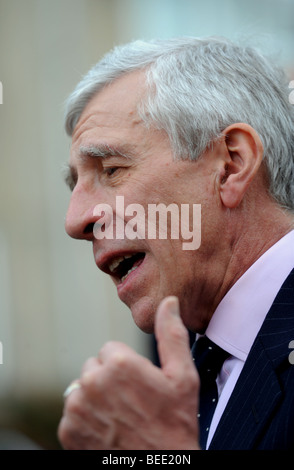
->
<box><xmin>65</xmin><ymin>37</ymin><xmax>294</xmax><ymax>212</ymax></box>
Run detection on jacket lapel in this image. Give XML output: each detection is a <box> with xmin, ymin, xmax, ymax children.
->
<box><xmin>209</xmin><ymin>270</ymin><xmax>294</xmax><ymax>449</ymax></box>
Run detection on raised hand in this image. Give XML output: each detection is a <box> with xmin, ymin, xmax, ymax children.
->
<box><xmin>58</xmin><ymin>296</ymin><xmax>200</xmax><ymax>450</ymax></box>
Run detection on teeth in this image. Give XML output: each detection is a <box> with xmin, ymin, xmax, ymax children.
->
<box><xmin>121</xmin><ymin>265</ymin><xmax>138</xmax><ymax>282</ymax></box>
<box><xmin>108</xmin><ymin>254</ymin><xmax>133</xmax><ymax>273</ymax></box>
<box><xmin>109</xmin><ymin>256</ymin><xmax>124</xmax><ymax>273</ymax></box>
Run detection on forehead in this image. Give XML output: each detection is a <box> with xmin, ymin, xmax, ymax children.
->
<box><xmin>67</xmin><ymin>70</ymin><xmax>175</xmax><ymax>176</ymax></box>
<box><xmin>70</xmin><ymin>70</ymin><xmax>148</xmax><ymax>152</ymax></box>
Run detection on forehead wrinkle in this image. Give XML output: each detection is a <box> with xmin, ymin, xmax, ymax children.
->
<box><xmin>72</xmin><ymin>106</ymin><xmax>139</xmax><ymax>143</ymax></box>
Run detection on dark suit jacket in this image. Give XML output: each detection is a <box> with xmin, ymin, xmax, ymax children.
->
<box><xmin>209</xmin><ymin>269</ymin><xmax>294</xmax><ymax>449</ymax></box>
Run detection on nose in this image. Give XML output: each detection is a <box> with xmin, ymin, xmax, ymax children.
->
<box><xmin>65</xmin><ymin>188</ymin><xmax>100</xmax><ymax>241</ymax></box>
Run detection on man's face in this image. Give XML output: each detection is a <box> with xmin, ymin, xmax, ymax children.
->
<box><xmin>65</xmin><ymin>71</ymin><xmax>221</xmax><ymax>333</ymax></box>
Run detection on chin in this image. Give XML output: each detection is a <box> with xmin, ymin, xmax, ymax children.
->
<box><xmin>128</xmin><ymin>296</ymin><xmax>157</xmax><ymax>334</ymax></box>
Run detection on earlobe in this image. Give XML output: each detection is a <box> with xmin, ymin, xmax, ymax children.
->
<box><xmin>219</xmin><ymin>123</ymin><xmax>264</xmax><ymax>209</ymax></box>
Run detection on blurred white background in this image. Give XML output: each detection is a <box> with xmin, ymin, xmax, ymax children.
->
<box><xmin>0</xmin><ymin>0</ymin><xmax>293</xmax><ymax>448</ymax></box>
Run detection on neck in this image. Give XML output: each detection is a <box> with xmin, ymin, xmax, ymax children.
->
<box><xmin>218</xmin><ymin>202</ymin><xmax>293</xmax><ymax>305</ymax></box>
<box><xmin>192</xmin><ymin>200</ymin><xmax>294</xmax><ymax>333</ymax></box>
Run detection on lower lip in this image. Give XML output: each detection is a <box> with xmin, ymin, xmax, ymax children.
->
<box><xmin>116</xmin><ymin>256</ymin><xmax>146</xmax><ymax>298</ymax></box>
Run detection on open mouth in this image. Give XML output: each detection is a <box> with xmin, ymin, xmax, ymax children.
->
<box><xmin>107</xmin><ymin>252</ymin><xmax>145</xmax><ymax>283</ymax></box>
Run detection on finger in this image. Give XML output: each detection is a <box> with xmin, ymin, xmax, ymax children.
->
<box><xmin>78</xmin><ymin>342</ymin><xmax>137</xmax><ymax>395</ymax></box>
<box><xmin>98</xmin><ymin>341</ymin><xmax>136</xmax><ymax>367</ymax></box>
<box><xmin>80</xmin><ymin>358</ymin><xmax>104</xmax><ymax>395</ymax></box>
<box><xmin>81</xmin><ymin>356</ymin><xmax>101</xmax><ymax>374</ymax></box>
<box><xmin>154</xmin><ymin>296</ymin><xmax>194</xmax><ymax>381</ymax></box>
<box><xmin>97</xmin><ymin>340</ymin><xmax>159</xmax><ymax>387</ymax></box>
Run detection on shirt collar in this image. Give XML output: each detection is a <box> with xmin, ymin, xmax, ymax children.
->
<box><xmin>205</xmin><ymin>230</ymin><xmax>294</xmax><ymax>361</ymax></box>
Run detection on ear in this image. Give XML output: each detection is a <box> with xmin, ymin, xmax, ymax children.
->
<box><xmin>219</xmin><ymin>123</ymin><xmax>264</xmax><ymax>208</ymax></box>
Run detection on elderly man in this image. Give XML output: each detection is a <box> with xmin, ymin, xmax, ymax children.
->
<box><xmin>58</xmin><ymin>37</ymin><xmax>294</xmax><ymax>450</ymax></box>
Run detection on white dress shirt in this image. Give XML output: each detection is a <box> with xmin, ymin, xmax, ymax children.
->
<box><xmin>204</xmin><ymin>230</ymin><xmax>294</xmax><ymax>448</ymax></box>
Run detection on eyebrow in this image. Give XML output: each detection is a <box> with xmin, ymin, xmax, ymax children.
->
<box><xmin>79</xmin><ymin>143</ymin><xmax>132</xmax><ymax>160</ymax></box>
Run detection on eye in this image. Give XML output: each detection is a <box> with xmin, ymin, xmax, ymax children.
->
<box><xmin>104</xmin><ymin>167</ymin><xmax>119</xmax><ymax>177</ymax></box>
<box><xmin>64</xmin><ymin>166</ymin><xmax>78</xmax><ymax>192</ymax></box>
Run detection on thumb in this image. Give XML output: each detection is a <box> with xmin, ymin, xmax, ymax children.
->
<box><xmin>154</xmin><ymin>296</ymin><xmax>194</xmax><ymax>380</ymax></box>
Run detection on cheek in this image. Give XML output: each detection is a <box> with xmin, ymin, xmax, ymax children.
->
<box><xmin>149</xmin><ymin>240</ymin><xmax>184</xmax><ymax>284</ymax></box>
<box><xmin>157</xmin><ymin>245</ymin><xmax>198</xmax><ymax>294</ymax></box>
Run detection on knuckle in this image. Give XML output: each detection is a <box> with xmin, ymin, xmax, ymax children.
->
<box><xmin>100</xmin><ymin>340</ymin><xmax>120</xmax><ymax>353</ymax></box>
<box><xmin>81</xmin><ymin>368</ymin><xmax>101</xmax><ymax>395</ymax></box>
<box><xmin>100</xmin><ymin>341</ymin><xmax>135</xmax><ymax>371</ymax></box>
<box><xmin>177</xmin><ymin>366</ymin><xmax>199</xmax><ymax>395</ymax></box>
<box><xmin>58</xmin><ymin>420</ymin><xmax>67</xmax><ymax>446</ymax></box>
<box><xmin>58</xmin><ymin>418</ymin><xmax>76</xmax><ymax>449</ymax></box>
<box><xmin>109</xmin><ymin>350</ymin><xmax>129</xmax><ymax>369</ymax></box>
<box><xmin>81</xmin><ymin>356</ymin><xmax>99</xmax><ymax>374</ymax></box>
<box><xmin>66</xmin><ymin>392</ymin><xmax>85</xmax><ymax>417</ymax></box>
<box><xmin>186</xmin><ymin>367</ymin><xmax>199</xmax><ymax>388</ymax></box>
